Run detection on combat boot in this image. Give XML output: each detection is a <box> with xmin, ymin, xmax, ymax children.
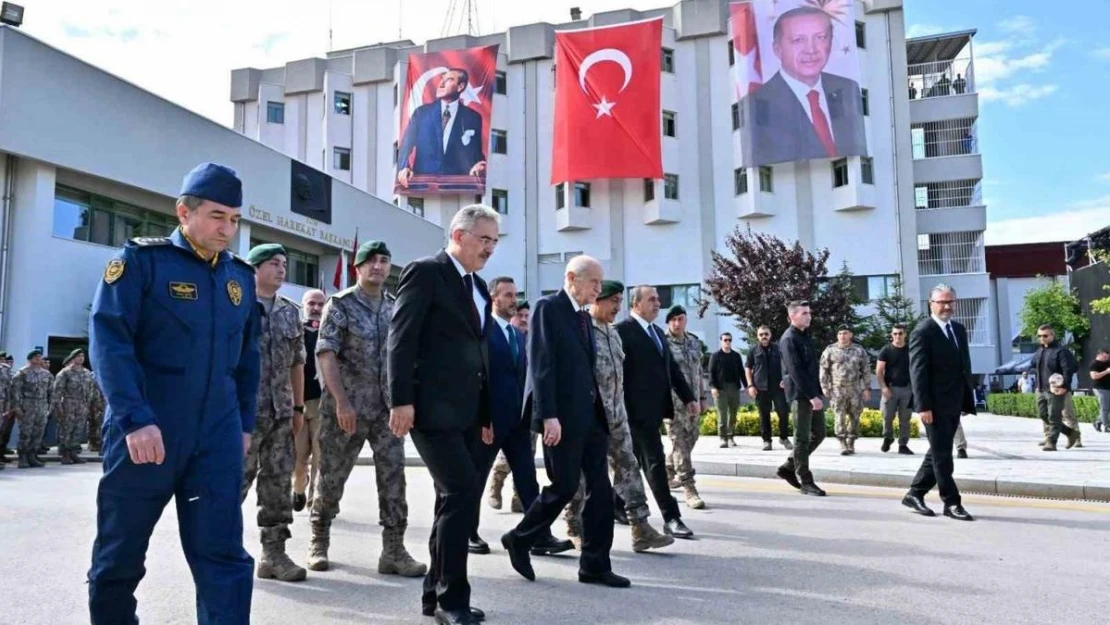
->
<box><xmin>838</xmin><ymin>438</ymin><xmax>850</xmax><ymax>456</ymax></box>
<box><xmin>70</xmin><ymin>449</ymin><xmax>87</xmax><ymax>464</ymax></box>
<box><xmin>846</xmin><ymin>438</ymin><xmax>856</xmax><ymax>455</ymax></box>
<box><xmin>378</xmin><ymin>527</ymin><xmax>428</xmax><ymax>577</ymax></box>
<box><xmin>29</xmin><ymin>453</ymin><xmax>45</xmax><ymax>468</ymax></box>
<box><xmin>1066</xmin><ymin>431</ymin><xmax>1080</xmax><ymax>449</ymax></box>
<box><xmin>61</xmin><ymin>450</ymin><xmax>75</xmax><ymax>465</ymax></box>
<box><xmin>487</xmin><ymin>472</ymin><xmax>505</xmax><ymax>510</ymax></box>
<box><xmin>17</xmin><ymin>453</ymin><xmax>30</xmax><ymax>469</ymax></box>
<box><xmin>510</xmin><ymin>492</ymin><xmax>523</xmax><ymax>513</ymax></box>
<box><xmin>258</xmin><ymin>542</ymin><xmax>307</xmax><ymax>582</ymax></box>
<box><xmin>306</xmin><ymin>526</ymin><xmax>330</xmax><ymax>571</ymax></box>
<box><xmin>1042</xmin><ymin>440</ymin><xmax>1058</xmax><ymax>452</ymax></box>
<box><xmin>630</xmin><ymin>520</ymin><xmax>674</xmax><ymax>553</ymax></box>
<box><xmin>684</xmin><ymin>485</ymin><xmax>706</xmax><ymax>510</ymax></box>
<box><xmin>565</xmin><ymin>518</ymin><xmax>583</xmax><ymax>551</ymax></box>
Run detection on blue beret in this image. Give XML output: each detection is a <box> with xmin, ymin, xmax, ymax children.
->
<box><xmin>246</xmin><ymin>243</ymin><xmax>287</xmax><ymax>267</ymax></box>
<box><xmin>598</xmin><ymin>280</ymin><xmax>624</xmax><ymax>301</ymax></box>
<box><xmin>354</xmin><ymin>240</ymin><xmax>391</xmax><ymax>266</ymax></box>
<box><xmin>180</xmin><ymin>162</ymin><xmax>243</xmax><ymax>209</ymax></box>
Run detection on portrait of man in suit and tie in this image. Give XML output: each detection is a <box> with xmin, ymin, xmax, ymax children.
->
<box><xmin>739</xmin><ymin>4</ymin><xmax>869</xmax><ymax>167</ymax></box>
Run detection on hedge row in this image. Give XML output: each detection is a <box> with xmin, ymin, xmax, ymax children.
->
<box><xmin>694</xmin><ymin>406</ymin><xmax>921</xmax><ymax>439</ymax></box>
<box><xmin>986</xmin><ymin>393</ymin><xmax>1101</xmax><ymax>423</ymax></box>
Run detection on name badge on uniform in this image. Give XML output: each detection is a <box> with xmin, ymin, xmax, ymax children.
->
<box><xmin>227</xmin><ymin>280</ymin><xmax>242</xmax><ymax>306</ymax></box>
<box><xmin>168</xmin><ymin>282</ymin><xmax>198</xmax><ymax>300</ymax></box>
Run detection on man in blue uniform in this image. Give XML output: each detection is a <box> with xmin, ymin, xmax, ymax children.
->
<box><xmin>87</xmin><ymin>162</ymin><xmax>262</xmax><ymax>625</ymax></box>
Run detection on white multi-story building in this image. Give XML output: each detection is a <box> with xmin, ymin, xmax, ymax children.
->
<box><xmin>231</xmin><ymin>1</ymin><xmax>995</xmax><ymax>373</ymax></box>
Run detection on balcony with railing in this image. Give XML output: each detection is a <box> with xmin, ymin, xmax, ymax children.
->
<box><xmin>914</xmin><ymin>180</ymin><xmax>987</xmax><ymax>235</ymax></box>
<box><xmin>911</xmin><ymin>118</ymin><xmax>983</xmax><ymax>183</ymax></box>
<box><xmin>917</xmin><ymin>230</ymin><xmax>990</xmax><ymax>302</ymax></box>
<box><xmin>906</xmin><ymin>29</ymin><xmax>980</xmax><ymax>124</ymax></box>
<box><xmin>908</xmin><ymin>58</ymin><xmax>974</xmax><ymax>101</ymax></box>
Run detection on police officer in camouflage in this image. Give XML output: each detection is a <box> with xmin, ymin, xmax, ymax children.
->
<box><xmin>309</xmin><ymin>240</ymin><xmax>426</xmax><ymax>578</ymax></box>
<box><xmin>52</xmin><ymin>348</ymin><xmax>97</xmax><ymax>464</ymax></box>
<box><xmin>239</xmin><ymin>243</ymin><xmax>308</xmax><ymax>583</ymax></box>
<box><xmin>663</xmin><ymin>305</ymin><xmax>707</xmax><ymax>510</ymax></box>
<box><xmin>820</xmin><ymin>326</ymin><xmax>871</xmax><ymax>455</ymax></box>
<box><xmin>564</xmin><ymin>281</ymin><xmax>674</xmax><ymax>553</ymax></box>
<box><xmin>12</xmin><ymin>349</ymin><xmax>53</xmax><ymax>469</ymax></box>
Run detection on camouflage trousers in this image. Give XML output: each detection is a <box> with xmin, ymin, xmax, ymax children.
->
<box><xmin>831</xmin><ymin>392</ymin><xmax>864</xmax><ymax>440</ymax></box>
<box><xmin>565</xmin><ymin>409</ymin><xmax>650</xmax><ymax>526</ymax></box>
<box><xmin>241</xmin><ymin>409</ymin><xmax>295</xmax><ymax>545</ymax></box>
<box><xmin>310</xmin><ymin>395</ymin><xmax>408</xmax><ymax>531</ymax></box>
<box><xmin>86</xmin><ymin>410</ymin><xmax>104</xmax><ymax>452</ymax></box>
<box><xmin>57</xmin><ymin>403</ymin><xmax>89</xmax><ymax>453</ymax></box>
<box><xmin>664</xmin><ymin>408</ymin><xmax>699</xmax><ymax>487</ymax></box>
<box><xmin>17</xmin><ymin>404</ymin><xmax>50</xmax><ymax>454</ymax></box>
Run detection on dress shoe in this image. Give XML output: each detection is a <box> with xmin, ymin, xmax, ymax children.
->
<box><xmin>531</xmin><ymin>534</ymin><xmax>573</xmax><ymax>556</ymax></box>
<box><xmin>292</xmin><ymin>492</ymin><xmax>307</xmax><ymax>512</ymax></box>
<box><xmin>500</xmin><ymin>532</ymin><xmax>535</xmax><ymax>581</ymax></box>
<box><xmin>775</xmin><ymin>465</ymin><xmax>801</xmax><ymax>490</ymax></box>
<box><xmin>468</xmin><ymin>535</ymin><xmax>491</xmax><ymax>555</ymax></box>
<box><xmin>901</xmin><ymin>494</ymin><xmax>935</xmax><ymax>517</ymax></box>
<box><xmin>1095</xmin><ymin>421</ymin><xmax>1103</xmax><ymax>432</ymax></box>
<box><xmin>424</xmin><ymin>605</ymin><xmax>485</xmax><ymax>621</ymax></box>
<box><xmin>761</xmin><ymin>441</ymin><xmax>772</xmax><ymax>451</ymax></box>
<box><xmin>881</xmin><ymin>438</ymin><xmax>892</xmax><ymax>453</ymax></box>
<box><xmin>800</xmin><ymin>483</ymin><xmax>826</xmax><ymax>497</ymax></box>
<box><xmin>719</xmin><ymin>441</ymin><xmax>729</xmax><ymax>449</ymax></box>
<box><xmin>944</xmin><ymin>504</ymin><xmax>974</xmax><ymax>521</ymax></box>
<box><xmin>898</xmin><ymin>445</ymin><xmax>914</xmax><ymax>455</ymax></box>
<box><xmin>779</xmin><ymin>437</ymin><xmax>793</xmax><ymax>450</ymax></box>
<box><xmin>613</xmin><ymin>506</ymin><xmax>630</xmax><ymax>526</ymax></box>
<box><xmin>578</xmin><ymin>570</ymin><xmax>631</xmax><ymax>588</ymax></box>
<box><xmin>434</xmin><ymin>607</ymin><xmax>483</xmax><ymax>624</ymax></box>
<box><xmin>663</xmin><ymin>518</ymin><xmax>694</xmax><ymax>539</ymax></box>
<box><xmin>957</xmin><ymin>448</ymin><xmax>968</xmax><ymax>459</ymax></box>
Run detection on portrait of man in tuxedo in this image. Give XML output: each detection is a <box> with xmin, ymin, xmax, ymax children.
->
<box><xmin>740</xmin><ymin>5</ymin><xmax>868</xmax><ymax>167</ymax></box>
<box><xmin>396</xmin><ymin>68</ymin><xmax>488</xmax><ymax>189</ymax></box>
<box><xmin>387</xmin><ymin>204</ymin><xmax>500</xmax><ymax>625</ymax></box>
<box><xmin>902</xmin><ymin>284</ymin><xmax>977</xmax><ymax>522</ymax></box>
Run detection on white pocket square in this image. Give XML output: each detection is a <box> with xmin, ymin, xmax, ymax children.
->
<box><xmin>461</xmin><ymin>129</ymin><xmax>475</xmax><ymax>146</ymax></box>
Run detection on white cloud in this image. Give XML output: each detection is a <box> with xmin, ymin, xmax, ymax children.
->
<box><xmin>998</xmin><ymin>15</ymin><xmax>1036</xmax><ymax>38</ymax></box>
<box><xmin>974</xmin><ymin>40</ymin><xmax>1063</xmax><ymax>86</ymax></box>
<box><xmin>979</xmin><ymin>83</ymin><xmax>1059</xmax><ymax>106</ymax></box>
<box><xmin>986</xmin><ymin>207</ymin><xmax>1110</xmax><ymax>246</ymax></box>
<box><xmin>1093</xmin><ymin>46</ymin><xmax>1110</xmax><ymax>60</ymax></box>
<box><xmin>906</xmin><ymin>23</ymin><xmax>945</xmax><ymax>39</ymax></box>
<box><xmin>1095</xmin><ymin>172</ymin><xmax>1110</xmax><ymax>183</ymax></box>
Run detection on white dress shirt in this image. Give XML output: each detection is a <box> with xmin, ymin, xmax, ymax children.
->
<box><xmin>779</xmin><ymin>70</ymin><xmax>835</xmax><ymax>142</ymax></box>
<box><xmin>630</xmin><ymin>311</ymin><xmax>663</xmax><ymax>348</ymax></box>
<box><xmin>563</xmin><ymin>288</ymin><xmax>588</xmax><ymax>312</ymax></box>
<box><xmin>493</xmin><ymin>313</ymin><xmax>515</xmax><ymax>346</ymax></box>
<box><xmin>440</xmin><ymin>99</ymin><xmax>459</xmax><ymax>153</ymax></box>
<box><xmin>932</xmin><ymin>315</ymin><xmax>958</xmax><ymax>348</ymax></box>
<box><xmin>448</xmin><ymin>251</ymin><xmax>486</xmax><ymax>329</ymax></box>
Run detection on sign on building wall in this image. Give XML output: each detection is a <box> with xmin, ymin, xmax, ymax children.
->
<box><xmin>395</xmin><ymin>44</ymin><xmax>499</xmax><ymax>196</ymax></box>
<box><xmin>731</xmin><ymin>0</ymin><xmax>868</xmax><ymax>168</ymax></box>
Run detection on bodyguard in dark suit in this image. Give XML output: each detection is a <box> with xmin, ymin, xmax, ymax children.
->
<box><xmin>614</xmin><ymin>286</ymin><xmax>698</xmax><ymax>539</ymax></box>
<box><xmin>396</xmin><ymin>69</ymin><xmax>487</xmax><ymax>189</ymax></box>
<box><xmin>902</xmin><ymin>285</ymin><xmax>976</xmax><ymax>522</ymax></box>
<box><xmin>501</xmin><ymin>256</ymin><xmax>630</xmax><ymax>589</ymax></box>
<box><xmin>387</xmin><ymin>205</ymin><xmax>501</xmax><ymax>625</ymax></box>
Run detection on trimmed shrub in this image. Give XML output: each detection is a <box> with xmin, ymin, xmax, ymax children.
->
<box><xmin>697</xmin><ymin>406</ymin><xmax>919</xmax><ymax>439</ymax></box>
<box><xmin>987</xmin><ymin>393</ymin><xmax>1100</xmax><ymax>423</ymax></box>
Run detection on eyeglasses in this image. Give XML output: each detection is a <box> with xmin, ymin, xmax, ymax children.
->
<box><xmin>722</xmin><ymin>339</ymin><xmax>732</xmax><ymax>343</ymax></box>
<box><xmin>466</xmin><ymin>232</ymin><xmax>499</xmax><ymax>248</ymax></box>
<box><xmin>930</xmin><ymin>299</ymin><xmax>956</xmax><ymax>307</ymax></box>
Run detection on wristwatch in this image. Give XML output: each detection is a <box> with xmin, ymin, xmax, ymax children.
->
<box><xmin>293</xmin><ymin>405</ymin><xmax>305</xmax><ymax>414</ymax></box>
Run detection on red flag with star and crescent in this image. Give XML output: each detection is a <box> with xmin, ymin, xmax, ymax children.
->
<box><xmin>551</xmin><ymin>18</ymin><xmax>664</xmax><ymax>184</ymax></box>
<box><xmin>730</xmin><ymin>2</ymin><xmax>763</xmax><ymax>97</ymax></box>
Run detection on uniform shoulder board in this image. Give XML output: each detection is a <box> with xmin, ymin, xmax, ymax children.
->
<box><xmin>229</xmin><ymin>254</ymin><xmax>256</xmax><ymax>273</ymax></box>
<box><xmin>277</xmin><ymin>294</ymin><xmax>301</xmax><ymax>308</ymax></box>
<box><xmin>126</xmin><ymin>236</ymin><xmax>171</xmax><ymax>248</ymax></box>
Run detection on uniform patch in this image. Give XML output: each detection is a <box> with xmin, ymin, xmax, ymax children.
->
<box><xmin>227</xmin><ymin>280</ymin><xmax>243</xmax><ymax>306</ymax></box>
<box><xmin>168</xmin><ymin>282</ymin><xmax>198</xmax><ymax>300</ymax></box>
<box><xmin>104</xmin><ymin>260</ymin><xmax>125</xmax><ymax>284</ymax></box>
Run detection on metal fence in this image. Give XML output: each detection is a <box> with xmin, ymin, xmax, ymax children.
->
<box><xmin>914</xmin><ymin>180</ymin><xmax>983</xmax><ymax>209</ymax></box>
<box><xmin>908</xmin><ymin>58</ymin><xmax>974</xmax><ymax>100</ymax></box>
<box><xmin>919</xmin><ymin>297</ymin><xmax>992</xmax><ymax>346</ymax></box>
<box><xmin>912</xmin><ymin>118</ymin><xmax>978</xmax><ymax>159</ymax></box>
<box><xmin>917</xmin><ymin>231</ymin><xmax>986</xmax><ymax>276</ymax></box>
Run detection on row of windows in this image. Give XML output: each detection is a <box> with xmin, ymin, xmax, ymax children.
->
<box><xmin>731</xmin><ymin>157</ymin><xmax>873</xmax><ymax>197</ymax></box>
<box><xmin>52</xmin><ymin>185</ymin><xmax>178</xmax><ymax>247</ymax></box>
<box><xmin>727</xmin><ymin>21</ymin><xmax>867</xmax><ymax>67</ymax></box>
<box><xmin>399</xmin><ymin>189</ymin><xmax>509</xmax><ymax>218</ymax></box>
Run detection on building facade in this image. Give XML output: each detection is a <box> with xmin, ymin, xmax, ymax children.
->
<box><xmin>0</xmin><ymin>26</ymin><xmax>444</xmax><ymax>368</ymax></box>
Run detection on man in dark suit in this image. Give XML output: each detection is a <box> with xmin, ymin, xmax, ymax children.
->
<box><xmin>902</xmin><ymin>284</ymin><xmax>976</xmax><ymax>522</ymax></box>
<box><xmin>397</xmin><ymin>68</ymin><xmax>487</xmax><ymax>188</ymax></box>
<box><xmin>740</xmin><ymin>6</ymin><xmax>868</xmax><ymax>167</ymax></box>
<box><xmin>501</xmin><ymin>256</ymin><xmax>630</xmax><ymax>589</ymax></box>
<box><xmin>470</xmin><ymin>276</ymin><xmax>572</xmax><ymax>556</ymax></box>
<box><xmin>777</xmin><ymin>301</ymin><xmax>828</xmax><ymax>497</ymax></box>
<box><xmin>614</xmin><ymin>286</ymin><xmax>698</xmax><ymax>539</ymax></box>
<box><xmin>387</xmin><ymin>205</ymin><xmax>501</xmax><ymax>625</ymax></box>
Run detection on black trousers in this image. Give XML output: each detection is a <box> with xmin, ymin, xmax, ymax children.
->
<box><xmin>909</xmin><ymin>413</ymin><xmax>962</xmax><ymax>506</ymax></box>
<box><xmin>472</xmin><ymin>415</ymin><xmax>540</xmax><ymax>537</ymax></box>
<box><xmin>411</xmin><ymin>425</ymin><xmax>484</xmax><ymax>612</ymax></box>
<box><xmin>756</xmin><ymin>388</ymin><xmax>791</xmax><ymax>441</ymax></box>
<box><xmin>618</xmin><ymin>419</ymin><xmax>681</xmax><ymax>523</ymax></box>
<box><xmin>512</xmin><ymin>420</ymin><xmax>613</xmax><ymax>575</ymax></box>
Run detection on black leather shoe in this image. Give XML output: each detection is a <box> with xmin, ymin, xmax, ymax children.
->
<box><xmin>292</xmin><ymin>492</ymin><xmax>307</xmax><ymax>512</ymax></box>
<box><xmin>469</xmin><ymin>535</ymin><xmax>491</xmax><ymax>555</ymax></box>
<box><xmin>434</xmin><ymin>607</ymin><xmax>483</xmax><ymax>624</ymax></box>
<box><xmin>578</xmin><ymin>570</ymin><xmax>631</xmax><ymax>588</ymax></box>
<box><xmin>800</xmin><ymin>483</ymin><xmax>826</xmax><ymax>497</ymax></box>
<box><xmin>944</xmin><ymin>504</ymin><xmax>974</xmax><ymax>521</ymax></box>
<box><xmin>776</xmin><ymin>465</ymin><xmax>802</xmax><ymax>490</ymax></box>
<box><xmin>663</xmin><ymin>518</ymin><xmax>694</xmax><ymax>539</ymax></box>
<box><xmin>901</xmin><ymin>494</ymin><xmax>935</xmax><ymax>517</ymax></box>
<box><xmin>898</xmin><ymin>445</ymin><xmax>914</xmax><ymax>455</ymax></box>
<box><xmin>613</xmin><ymin>506</ymin><xmax>630</xmax><ymax>526</ymax></box>
<box><xmin>957</xmin><ymin>449</ymin><xmax>968</xmax><ymax>459</ymax></box>
<box><xmin>881</xmin><ymin>439</ymin><xmax>892</xmax><ymax>453</ymax></box>
<box><xmin>500</xmin><ymin>532</ymin><xmax>535</xmax><ymax>581</ymax></box>
<box><xmin>531</xmin><ymin>534</ymin><xmax>573</xmax><ymax>556</ymax></box>
<box><xmin>425</xmin><ymin>605</ymin><xmax>485</xmax><ymax>621</ymax></box>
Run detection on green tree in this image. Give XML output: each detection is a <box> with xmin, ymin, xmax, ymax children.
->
<box><xmin>859</xmin><ymin>276</ymin><xmax>925</xmax><ymax>351</ymax></box>
<box><xmin>1018</xmin><ymin>279</ymin><xmax>1089</xmax><ymax>351</ymax></box>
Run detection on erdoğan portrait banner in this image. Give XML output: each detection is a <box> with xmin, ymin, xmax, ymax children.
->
<box><xmin>395</xmin><ymin>44</ymin><xmax>499</xmax><ymax>196</ymax></box>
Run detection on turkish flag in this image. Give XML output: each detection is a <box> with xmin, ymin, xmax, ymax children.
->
<box><xmin>551</xmin><ymin>18</ymin><xmax>663</xmax><ymax>184</ymax></box>
<box><xmin>730</xmin><ymin>2</ymin><xmax>762</xmax><ymax>97</ymax></box>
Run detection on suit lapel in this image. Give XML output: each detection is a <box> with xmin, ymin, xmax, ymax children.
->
<box><xmin>558</xmin><ymin>291</ymin><xmax>593</xmax><ymax>358</ymax></box>
<box><xmin>435</xmin><ymin>250</ymin><xmax>480</xmax><ymax>337</ymax></box>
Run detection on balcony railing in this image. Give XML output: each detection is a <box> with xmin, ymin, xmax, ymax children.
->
<box><xmin>917</xmin><ymin>231</ymin><xmax>985</xmax><ymax>276</ymax></box>
<box><xmin>914</xmin><ymin>180</ymin><xmax>983</xmax><ymax>210</ymax></box>
<box><xmin>908</xmin><ymin>58</ymin><xmax>974</xmax><ymax>100</ymax></box>
<box><xmin>911</xmin><ymin>118</ymin><xmax>978</xmax><ymax>159</ymax></box>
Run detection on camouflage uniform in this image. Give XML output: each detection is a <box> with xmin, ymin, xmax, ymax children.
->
<box><xmin>0</xmin><ymin>363</ymin><xmax>12</xmax><ymax>454</ymax></box>
<box><xmin>310</xmin><ymin>286</ymin><xmax>423</xmax><ymax>576</ymax></box>
<box><xmin>87</xmin><ymin>377</ymin><xmax>106</xmax><ymax>453</ymax></box>
<box><xmin>51</xmin><ymin>365</ymin><xmax>98</xmax><ymax>457</ymax></box>
<box><xmin>241</xmin><ymin>294</ymin><xmax>305</xmax><ymax>565</ymax></box>
<box><xmin>12</xmin><ymin>366</ymin><xmax>54</xmax><ymax>456</ymax></box>
<box><xmin>819</xmin><ymin>342</ymin><xmax>870</xmax><ymax>449</ymax></box>
<box><xmin>665</xmin><ymin>330</ymin><xmax>705</xmax><ymax>492</ymax></box>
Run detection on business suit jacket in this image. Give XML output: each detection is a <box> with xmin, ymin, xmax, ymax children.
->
<box><xmin>524</xmin><ymin>290</ymin><xmax>603</xmax><ymax>438</ymax></box>
<box><xmin>740</xmin><ymin>71</ymin><xmax>868</xmax><ymax>167</ymax></box>
<box><xmin>615</xmin><ymin>318</ymin><xmax>696</xmax><ymax>426</ymax></box>
<box><xmin>398</xmin><ymin>100</ymin><xmax>486</xmax><ymax>176</ymax></box>
<box><xmin>387</xmin><ymin>249</ymin><xmax>492</xmax><ymax>431</ymax></box>
<box><xmin>908</xmin><ymin>318</ymin><xmax>976</xmax><ymax>418</ymax></box>
<box><xmin>487</xmin><ymin>319</ymin><xmax>527</xmax><ymax>435</ymax></box>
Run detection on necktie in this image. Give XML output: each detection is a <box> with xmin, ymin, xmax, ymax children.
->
<box><xmin>648</xmin><ymin>324</ymin><xmax>664</xmax><ymax>354</ymax></box>
<box><xmin>945</xmin><ymin>323</ymin><xmax>958</xmax><ymax>349</ymax></box>
<box><xmin>507</xmin><ymin>325</ymin><xmax>518</xmax><ymax>360</ymax></box>
<box><xmin>441</xmin><ymin>107</ymin><xmax>451</xmax><ymax>132</ymax></box>
<box><xmin>578</xmin><ymin>310</ymin><xmax>591</xmax><ymax>344</ymax></box>
<box><xmin>462</xmin><ymin>274</ymin><xmax>480</xmax><ymax>329</ymax></box>
<box><xmin>807</xmin><ymin>90</ymin><xmax>836</xmax><ymax>157</ymax></box>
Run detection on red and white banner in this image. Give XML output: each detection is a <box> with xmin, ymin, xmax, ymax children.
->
<box><xmin>396</xmin><ymin>44</ymin><xmax>499</xmax><ymax>196</ymax></box>
<box><xmin>551</xmin><ymin>18</ymin><xmax>664</xmax><ymax>184</ymax></box>
<box><xmin>730</xmin><ymin>2</ymin><xmax>763</xmax><ymax>97</ymax></box>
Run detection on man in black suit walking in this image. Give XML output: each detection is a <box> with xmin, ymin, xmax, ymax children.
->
<box><xmin>776</xmin><ymin>301</ymin><xmax>828</xmax><ymax>497</ymax></box>
<box><xmin>901</xmin><ymin>284</ymin><xmax>976</xmax><ymax>522</ymax></box>
<box><xmin>614</xmin><ymin>286</ymin><xmax>698</xmax><ymax>539</ymax></box>
<box><xmin>388</xmin><ymin>204</ymin><xmax>500</xmax><ymax>625</ymax></box>
<box><xmin>501</xmin><ymin>256</ymin><xmax>630</xmax><ymax>589</ymax></box>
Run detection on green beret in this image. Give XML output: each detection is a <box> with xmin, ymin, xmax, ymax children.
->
<box><xmin>516</xmin><ymin>299</ymin><xmax>530</xmax><ymax>311</ymax></box>
<box><xmin>26</xmin><ymin>349</ymin><xmax>42</xmax><ymax>360</ymax></box>
<box><xmin>837</xmin><ymin>325</ymin><xmax>854</xmax><ymax>333</ymax></box>
<box><xmin>598</xmin><ymin>280</ymin><xmax>624</xmax><ymax>301</ymax></box>
<box><xmin>665</xmin><ymin>305</ymin><xmax>687</xmax><ymax>323</ymax></box>
<box><xmin>63</xmin><ymin>348</ymin><xmax>85</xmax><ymax>365</ymax></box>
<box><xmin>246</xmin><ymin>243</ymin><xmax>287</xmax><ymax>267</ymax></box>
<box><xmin>354</xmin><ymin>240</ymin><xmax>391</xmax><ymax>266</ymax></box>
<box><xmin>0</xmin><ymin>351</ymin><xmax>7</xmax><ymax>359</ymax></box>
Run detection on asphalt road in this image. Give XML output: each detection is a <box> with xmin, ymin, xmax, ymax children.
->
<box><xmin>1</xmin><ymin>466</ymin><xmax>1108</xmax><ymax>625</ymax></box>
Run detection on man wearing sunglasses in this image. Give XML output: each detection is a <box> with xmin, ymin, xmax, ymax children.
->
<box><xmin>1028</xmin><ymin>325</ymin><xmax>1080</xmax><ymax>451</ymax></box>
<box><xmin>877</xmin><ymin>324</ymin><xmax>914</xmax><ymax>455</ymax></box>
<box><xmin>745</xmin><ymin>326</ymin><xmax>793</xmax><ymax>452</ymax></box>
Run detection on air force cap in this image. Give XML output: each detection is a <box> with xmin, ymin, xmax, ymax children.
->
<box><xmin>180</xmin><ymin>162</ymin><xmax>243</xmax><ymax>209</ymax></box>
